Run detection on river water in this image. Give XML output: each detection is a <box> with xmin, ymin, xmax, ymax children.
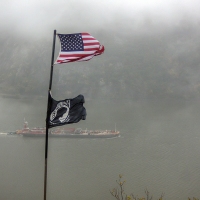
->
<box><xmin>0</xmin><ymin>96</ymin><xmax>200</xmax><ymax>200</ymax></box>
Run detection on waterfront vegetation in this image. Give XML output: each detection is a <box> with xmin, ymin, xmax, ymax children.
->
<box><xmin>110</xmin><ymin>175</ymin><xmax>199</xmax><ymax>200</ymax></box>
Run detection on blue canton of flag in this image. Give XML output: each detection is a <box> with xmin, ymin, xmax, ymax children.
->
<box><xmin>59</xmin><ymin>34</ymin><xmax>84</xmax><ymax>52</ymax></box>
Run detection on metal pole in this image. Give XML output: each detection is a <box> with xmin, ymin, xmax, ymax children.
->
<box><xmin>44</xmin><ymin>29</ymin><xmax>56</xmax><ymax>200</ymax></box>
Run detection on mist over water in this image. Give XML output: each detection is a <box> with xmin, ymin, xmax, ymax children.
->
<box><xmin>0</xmin><ymin>97</ymin><xmax>200</xmax><ymax>200</ymax></box>
<box><xmin>1</xmin><ymin>0</ymin><xmax>200</xmax><ymax>199</ymax></box>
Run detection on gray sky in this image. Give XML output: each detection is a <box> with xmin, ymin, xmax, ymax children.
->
<box><xmin>1</xmin><ymin>0</ymin><xmax>200</xmax><ymax>38</ymax></box>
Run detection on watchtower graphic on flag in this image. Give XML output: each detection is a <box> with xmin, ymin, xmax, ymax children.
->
<box><xmin>48</xmin><ymin>94</ymin><xmax>86</xmax><ymax>128</ymax></box>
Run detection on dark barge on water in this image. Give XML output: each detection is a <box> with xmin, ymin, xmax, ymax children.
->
<box><xmin>14</xmin><ymin>121</ymin><xmax>120</xmax><ymax>138</ymax></box>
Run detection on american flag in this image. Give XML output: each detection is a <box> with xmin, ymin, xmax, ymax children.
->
<box><xmin>54</xmin><ymin>33</ymin><xmax>105</xmax><ymax>64</ymax></box>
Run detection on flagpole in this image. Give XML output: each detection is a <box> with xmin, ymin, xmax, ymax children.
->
<box><xmin>44</xmin><ymin>29</ymin><xmax>56</xmax><ymax>200</ymax></box>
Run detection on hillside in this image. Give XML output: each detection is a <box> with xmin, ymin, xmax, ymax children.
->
<box><xmin>1</xmin><ymin>21</ymin><xmax>200</xmax><ymax>101</ymax></box>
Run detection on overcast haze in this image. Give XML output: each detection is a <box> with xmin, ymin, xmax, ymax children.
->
<box><xmin>1</xmin><ymin>0</ymin><xmax>200</xmax><ymax>38</ymax></box>
<box><xmin>1</xmin><ymin>1</ymin><xmax>200</xmax><ymax>200</ymax></box>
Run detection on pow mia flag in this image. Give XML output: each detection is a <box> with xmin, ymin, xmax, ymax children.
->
<box><xmin>48</xmin><ymin>94</ymin><xmax>86</xmax><ymax>128</ymax></box>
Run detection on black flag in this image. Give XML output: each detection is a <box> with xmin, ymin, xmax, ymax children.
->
<box><xmin>48</xmin><ymin>94</ymin><xmax>86</xmax><ymax>128</ymax></box>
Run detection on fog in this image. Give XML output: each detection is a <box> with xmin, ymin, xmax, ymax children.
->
<box><xmin>1</xmin><ymin>0</ymin><xmax>200</xmax><ymax>37</ymax></box>
<box><xmin>0</xmin><ymin>0</ymin><xmax>200</xmax><ymax>199</ymax></box>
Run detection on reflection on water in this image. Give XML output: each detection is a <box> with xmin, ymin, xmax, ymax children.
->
<box><xmin>0</xmin><ymin>97</ymin><xmax>200</xmax><ymax>200</ymax></box>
